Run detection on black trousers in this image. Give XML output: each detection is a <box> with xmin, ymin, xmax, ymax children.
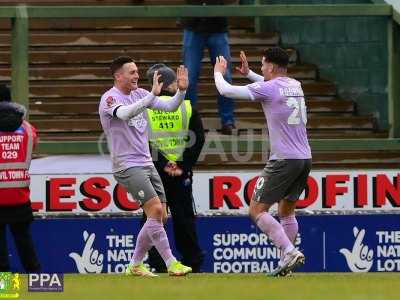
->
<box><xmin>141</xmin><ymin>173</ymin><xmax>204</xmax><ymax>272</ymax></box>
<box><xmin>0</xmin><ymin>221</ymin><xmax>41</xmax><ymax>273</ymax></box>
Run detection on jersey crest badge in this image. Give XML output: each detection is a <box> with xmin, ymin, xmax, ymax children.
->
<box><xmin>106</xmin><ymin>96</ymin><xmax>116</xmax><ymax>108</ymax></box>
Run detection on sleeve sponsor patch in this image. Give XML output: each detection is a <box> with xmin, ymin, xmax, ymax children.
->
<box><xmin>106</xmin><ymin>96</ymin><xmax>116</xmax><ymax>108</ymax></box>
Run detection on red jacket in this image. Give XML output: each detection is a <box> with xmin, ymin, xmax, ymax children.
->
<box><xmin>0</xmin><ymin>121</ymin><xmax>37</xmax><ymax>206</ymax></box>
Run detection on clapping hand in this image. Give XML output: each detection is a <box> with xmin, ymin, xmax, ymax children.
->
<box><xmin>214</xmin><ymin>56</ymin><xmax>228</xmax><ymax>75</ymax></box>
<box><xmin>177</xmin><ymin>65</ymin><xmax>189</xmax><ymax>91</ymax></box>
<box><xmin>151</xmin><ymin>70</ymin><xmax>163</xmax><ymax>96</ymax></box>
<box><xmin>235</xmin><ymin>51</ymin><xmax>250</xmax><ymax>76</ymax></box>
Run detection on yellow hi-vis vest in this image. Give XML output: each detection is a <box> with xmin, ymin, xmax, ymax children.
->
<box><xmin>147</xmin><ymin>97</ymin><xmax>192</xmax><ymax>162</ymax></box>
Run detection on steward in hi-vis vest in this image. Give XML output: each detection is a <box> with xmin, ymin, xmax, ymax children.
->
<box><xmin>147</xmin><ymin>97</ymin><xmax>192</xmax><ymax>163</ymax></box>
<box><xmin>141</xmin><ymin>64</ymin><xmax>205</xmax><ymax>273</ymax></box>
<box><xmin>0</xmin><ymin>96</ymin><xmax>41</xmax><ymax>273</ymax></box>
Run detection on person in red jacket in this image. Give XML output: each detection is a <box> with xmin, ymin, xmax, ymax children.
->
<box><xmin>0</xmin><ymin>87</ymin><xmax>41</xmax><ymax>273</ymax></box>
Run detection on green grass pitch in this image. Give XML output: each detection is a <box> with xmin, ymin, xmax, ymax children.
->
<box><xmin>19</xmin><ymin>273</ymin><xmax>398</xmax><ymax>300</ymax></box>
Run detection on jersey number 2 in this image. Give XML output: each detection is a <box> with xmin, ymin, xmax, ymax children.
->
<box><xmin>286</xmin><ymin>97</ymin><xmax>307</xmax><ymax>125</ymax></box>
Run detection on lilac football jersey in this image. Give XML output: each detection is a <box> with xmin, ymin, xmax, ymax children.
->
<box><xmin>99</xmin><ymin>86</ymin><xmax>154</xmax><ymax>173</ymax></box>
<box><xmin>247</xmin><ymin>77</ymin><xmax>312</xmax><ymax>160</ymax></box>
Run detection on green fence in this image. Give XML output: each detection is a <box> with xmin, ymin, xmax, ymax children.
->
<box><xmin>2</xmin><ymin>4</ymin><xmax>400</xmax><ymax>152</ymax></box>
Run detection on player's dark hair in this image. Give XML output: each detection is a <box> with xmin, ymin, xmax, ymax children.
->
<box><xmin>262</xmin><ymin>47</ymin><xmax>289</xmax><ymax>68</ymax></box>
<box><xmin>110</xmin><ymin>56</ymin><xmax>135</xmax><ymax>76</ymax></box>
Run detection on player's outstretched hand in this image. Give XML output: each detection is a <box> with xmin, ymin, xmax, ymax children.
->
<box><xmin>214</xmin><ymin>56</ymin><xmax>228</xmax><ymax>75</ymax></box>
<box><xmin>151</xmin><ymin>70</ymin><xmax>163</xmax><ymax>96</ymax></box>
<box><xmin>177</xmin><ymin>65</ymin><xmax>189</xmax><ymax>91</ymax></box>
<box><xmin>235</xmin><ymin>51</ymin><xmax>250</xmax><ymax>76</ymax></box>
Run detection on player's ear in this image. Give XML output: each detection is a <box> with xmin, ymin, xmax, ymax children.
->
<box><xmin>270</xmin><ymin>63</ymin><xmax>276</xmax><ymax>73</ymax></box>
<box><xmin>113</xmin><ymin>70</ymin><xmax>121</xmax><ymax>81</ymax></box>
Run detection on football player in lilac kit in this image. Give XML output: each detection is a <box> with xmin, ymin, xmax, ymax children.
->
<box><xmin>99</xmin><ymin>56</ymin><xmax>192</xmax><ymax>277</ymax></box>
<box><xmin>214</xmin><ymin>47</ymin><xmax>312</xmax><ymax>276</ymax></box>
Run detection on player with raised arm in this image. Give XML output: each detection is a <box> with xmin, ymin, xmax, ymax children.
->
<box><xmin>99</xmin><ymin>56</ymin><xmax>192</xmax><ymax>277</ymax></box>
<box><xmin>214</xmin><ymin>47</ymin><xmax>312</xmax><ymax>276</ymax></box>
